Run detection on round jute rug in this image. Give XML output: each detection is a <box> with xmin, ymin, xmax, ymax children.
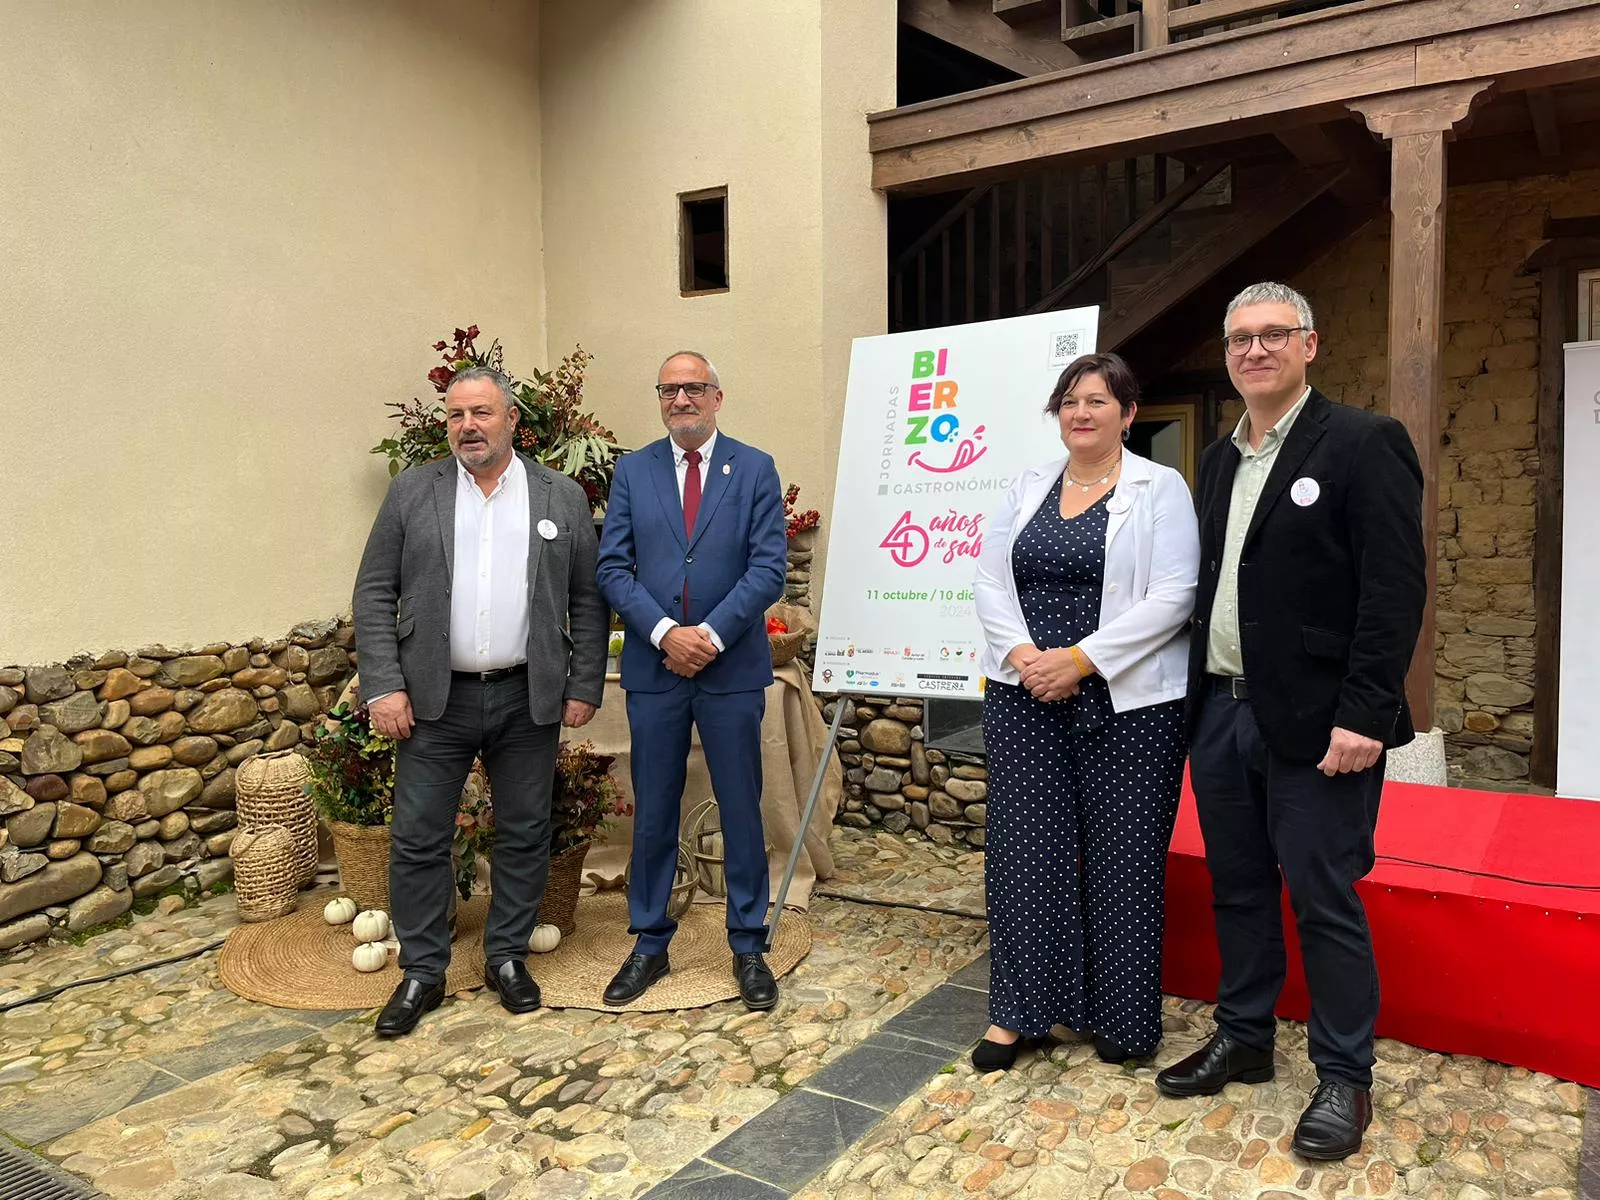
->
<box><xmin>219</xmin><ymin>889</ymin><xmax>812</xmax><ymax>1013</ymax></box>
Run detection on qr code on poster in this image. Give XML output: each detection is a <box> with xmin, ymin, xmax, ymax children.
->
<box><xmin>1050</xmin><ymin>330</ymin><xmax>1081</xmax><ymax>366</ymax></box>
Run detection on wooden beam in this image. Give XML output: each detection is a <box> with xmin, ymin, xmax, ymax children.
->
<box><xmin>1168</xmin><ymin>0</ymin><xmax>1310</xmax><ymax>35</ymax></box>
<box><xmin>1101</xmin><ymin>165</ymin><xmax>1347</xmax><ymax>348</ymax></box>
<box><xmin>1380</xmin><ymin>127</ymin><xmax>1446</xmax><ymax>732</ymax></box>
<box><xmin>1528</xmin><ymin>87</ymin><xmax>1563</xmax><ymax>157</ymax></box>
<box><xmin>1531</xmin><ymin>266</ymin><xmax>1571</xmax><ymax>788</ymax></box>
<box><xmin>1346</xmin><ymin>80</ymin><xmax>1494</xmax><ymax>138</ymax></box>
<box><xmin>898</xmin><ymin>0</ymin><xmax>1083</xmax><ymax>77</ymax></box>
<box><xmin>1142</xmin><ymin>0</ymin><xmax>1171</xmax><ymax>50</ymax></box>
<box><xmin>1523</xmin><ymin>235</ymin><xmax>1600</xmax><ymax>271</ymax></box>
<box><xmin>1346</xmin><ymin>83</ymin><xmax>1492</xmax><ymax>733</ymax></box>
<box><xmin>1028</xmin><ymin>159</ymin><xmax>1226</xmax><ymax>313</ymax></box>
<box><xmin>1546</xmin><ymin>215</ymin><xmax>1600</xmax><ymax>238</ymax></box>
<box><xmin>1275</xmin><ymin>119</ymin><xmax>1387</xmax><ymax>204</ymax></box>
<box><xmin>1450</xmin><ymin>119</ymin><xmax>1600</xmax><ymax>187</ymax></box>
<box><xmin>870</xmin><ymin>0</ymin><xmax>1600</xmax><ymax>192</ymax></box>
<box><xmin>992</xmin><ymin>0</ymin><xmax>1058</xmax><ymax>24</ymax></box>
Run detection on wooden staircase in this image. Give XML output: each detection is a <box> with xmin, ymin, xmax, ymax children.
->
<box><xmin>888</xmin><ymin>152</ymin><xmax>1360</xmax><ymax>374</ymax></box>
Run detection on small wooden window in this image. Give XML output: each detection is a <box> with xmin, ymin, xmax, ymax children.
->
<box><xmin>1580</xmin><ymin>267</ymin><xmax>1600</xmax><ymax>342</ymax></box>
<box><xmin>680</xmin><ymin>187</ymin><xmax>729</xmax><ymax>295</ymax></box>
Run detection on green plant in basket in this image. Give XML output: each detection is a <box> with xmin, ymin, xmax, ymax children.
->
<box><xmin>450</xmin><ymin>742</ymin><xmax>624</xmax><ymax>900</ymax></box>
<box><xmin>304</xmin><ymin>702</ymin><xmax>395</xmax><ymax>826</ymax></box>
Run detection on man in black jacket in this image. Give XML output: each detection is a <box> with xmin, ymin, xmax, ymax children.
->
<box><xmin>1155</xmin><ymin>282</ymin><xmax>1426</xmax><ymax>1161</ymax></box>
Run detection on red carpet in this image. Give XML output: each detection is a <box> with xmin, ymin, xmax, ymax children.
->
<box><xmin>1162</xmin><ymin>778</ymin><xmax>1600</xmax><ymax>1086</ymax></box>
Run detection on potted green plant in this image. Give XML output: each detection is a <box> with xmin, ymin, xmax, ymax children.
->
<box><xmin>304</xmin><ymin>702</ymin><xmax>395</xmax><ymax>911</ymax></box>
<box><xmin>448</xmin><ymin>741</ymin><xmax>623</xmax><ymax>936</ymax></box>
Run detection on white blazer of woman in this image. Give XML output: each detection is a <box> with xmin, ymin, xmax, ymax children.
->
<box><xmin>974</xmin><ymin>449</ymin><xmax>1200</xmax><ymax>712</ymax></box>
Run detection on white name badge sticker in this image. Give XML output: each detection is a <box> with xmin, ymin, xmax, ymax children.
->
<box><xmin>537</xmin><ymin>519</ymin><xmax>559</xmax><ymax>540</ymax></box>
<box><xmin>1291</xmin><ymin>477</ymin><xmax>1321</xmax><ymax>507</ymax></box>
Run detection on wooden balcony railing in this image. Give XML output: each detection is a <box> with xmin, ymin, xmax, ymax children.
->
<box><xmin>1140</xmin><ymin>0</ymin><xmax>1365</xmax><ymax>51</ymax></box>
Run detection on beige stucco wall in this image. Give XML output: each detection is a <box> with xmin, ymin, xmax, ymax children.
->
<box><xmin>539</xmin><ymin>0</ymin><xmax>895</xmax><ymax>597</ymax></box>
<box><xmin>0</xmin><ymin>0</ymin><xmax>544</xmax><ymax>665</ymax></box>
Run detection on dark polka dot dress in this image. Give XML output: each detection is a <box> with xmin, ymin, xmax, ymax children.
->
<box><xmin>981</xmin><ymin>471</ymin><xmax>1187</xmax><ymax>1051</ymax></box>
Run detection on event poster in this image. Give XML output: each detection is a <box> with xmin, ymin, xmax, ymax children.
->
<box><xmin>1558</xmin><ymin>340</ymin><xmax>1600</xmax><ymax>801</ymax></box>
<box><xmin>811</xmin><ymin>308</ymin><xmax>1100</xmax><ymax>699</ymax></box>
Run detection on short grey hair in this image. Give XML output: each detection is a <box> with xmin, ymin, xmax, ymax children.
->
<box><xmin>1224</xmin><ymin>282</ymin><xmax>1315</xmax><ymax>335</ymax></box>
<box><xmin>660</xmin><ymin>350</ymin><xmax>721</xmax><ymax>388</ymax></box>
<box><xmin>445</xmin><ymin>365</ymin><xmax>518</xmax><ymax>412</ymax></box>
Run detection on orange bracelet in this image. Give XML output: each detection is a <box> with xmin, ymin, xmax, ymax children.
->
<box><xmin>1068</xmin><ymin>645</ymin><xmax>1096</xmax><ymax>676</ymax></box>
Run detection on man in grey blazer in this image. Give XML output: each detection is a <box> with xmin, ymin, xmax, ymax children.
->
<box><xmin>353</xmin><ymin>365</ymin><xmax>608</xmax><ymax>1036</ymax></box>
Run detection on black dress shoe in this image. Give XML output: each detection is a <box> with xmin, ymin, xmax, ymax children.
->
<box><xmin>375</xmin><ymin>977</ymin><xmax>445</xmax><ymax>1038</ymax></box>
<box><xmin>1292</xmin><ymin>1081</ymin><xmax>1373</xmax><ymax>1160</ymax></box>
<box><xmin>484</xmin><ymin>959</ymin><xmax>541</xmax><ymax>1014</ymax></box>
<box><xmin>733</xmin><ymin>952</ymin><xmax>778</xmax><ymax>1010</ymax></box>
<box><xmin>1094</xmin><ymin>1034</ymin><xmax>1155</xmax><ymax>1065</ymax></box>
<box><xmin>1155</xmin><ymin>1031</ymin><xmax>1275</xmax><ymax>1097</ymax></box>
<box><xmin>603</xmin><ymin>951</ymin><xmax>670</xmax><ymax>1006</ymax></box>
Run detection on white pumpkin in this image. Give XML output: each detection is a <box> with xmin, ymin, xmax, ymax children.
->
<box><xmin>323</xmin><ymin>896</ymin><xmax>358</xmax><ymax>925</ymax></box>
<box><xmin>351</xmin><ymin>941</ymin><xmax>388</xmax><ymax>973</ymax></box>
<box><xmin>352</xmin><ymin>909</ymin><xmax>391</xmax><ymax>943</ymax></box>
<box><xmin>528</xmin><ymin>924</ymin><xmax>562</xmax><ymax>953</ymax></box>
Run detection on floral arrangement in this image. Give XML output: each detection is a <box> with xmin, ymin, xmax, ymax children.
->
<box><xmin>372</xmin><ymin>325</ymin><xmax>623</xmax><ymax>511</ymax></box>
<box><xmin>304</xmin><ymin>703</ymin><xmax>395</xmax><ymax>826</ymax></box>
<box><xmin>783</xmin><ymin>483</ymin><xmax>821</xmax><ymax>541</ymax></box>
<box><xmin>449</xmin><ymin>741</ymin><xmax>626</xmax><ymax>899</ymax></box>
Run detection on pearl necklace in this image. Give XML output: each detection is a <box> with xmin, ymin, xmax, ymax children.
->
<box><xmin>1064</xmin><ymin>455</ymin><xmax>1120</xmax><ymax>493</ymax></box>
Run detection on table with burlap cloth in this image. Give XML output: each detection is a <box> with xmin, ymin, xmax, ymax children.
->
<box><xmin>575</xmin><ymin>662</ymin><xmax>842</xmax><ymax>909</ymax></box>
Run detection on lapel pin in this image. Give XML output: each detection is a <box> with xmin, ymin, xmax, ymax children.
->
<box><xmin>722</xmin><ymin>464</ymin><xmax>731</xmax><ymax>475</ymax></box>
<box><xmin>537</xmin><ymin>518</ymin><xmax>558</xmax><ymax>540</ymax></box>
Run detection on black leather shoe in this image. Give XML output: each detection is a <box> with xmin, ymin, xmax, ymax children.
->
<box><xmin>1094</xmin><ymin>1034</ymin><xmax>1155</xmax><ymax>1065</ymax></box>
<box><xmin>1292</xmin><ymin>1081</ymin><xmax>1373</xmax><ymax>1160</ymax></box>
<box><xmin>484</xmin><ymin>959</ymin><xmax>541</xmax><ymax>1014</ymax></box>
<box><xmin>375</xmin><ymin>977</ymin><xmax>445</xmax><ymax>1038</ymax></box>
<box><xmin>603</xmin><ymin>952</ymin><xmax>670</xmax><ymax>1006</ymax></box>
<box><xmin>1155</xmin><ymin>1031</ymin><xmax>1275</xmax><ymax>1097</ymax></box>
<box><xmin>733</xmin><ymin>952</ymin><xmax>778</xmax><ymax>1010</ymax></box>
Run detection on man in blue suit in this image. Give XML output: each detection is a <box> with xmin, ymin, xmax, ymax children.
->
<box><xmin>596</xmin><ymin>350</ymin><xmax>789</xmax><ymax>1009</ymax></box>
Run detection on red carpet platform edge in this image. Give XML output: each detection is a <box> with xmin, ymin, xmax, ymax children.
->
<box><xmin>1162</xmin><ymin>778</ymin><xmax>1600</xmax><ymax>1088</ymax></box>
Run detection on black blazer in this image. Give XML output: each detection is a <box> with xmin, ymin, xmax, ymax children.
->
<box><xmin>1185</xmin><ymin>389</ymin><xmax>1427</xmax><ymax>764</ymax></box>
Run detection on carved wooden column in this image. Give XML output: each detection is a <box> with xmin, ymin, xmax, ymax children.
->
<box><xmin>1348</xmin><ymin>82</ymin><xmax>1493</xmax><ymax>734</ymax></box>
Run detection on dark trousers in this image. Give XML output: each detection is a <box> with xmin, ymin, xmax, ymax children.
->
<box><xmin>391</xmin><ymin>675</ymin><xmax>558</xmax><ymax>983</ymax></box>
<box><xmin>1189</xmin><ymin>690</ymin><xmax>1384</xmax><ymax>1089</ymax></box>
<box><xmin>626</xmin><ymin>680</ymin><xmax>768</xmax><ymax>955</ymax></box>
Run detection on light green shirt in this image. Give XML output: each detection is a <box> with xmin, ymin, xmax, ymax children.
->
<box><xmin>1206</xmin><ymin>387</ymin><xmax>1312</xmax><ymax>676</ymax></box>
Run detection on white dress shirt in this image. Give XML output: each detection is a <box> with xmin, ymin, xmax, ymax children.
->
<box><xmin>450</xmin><ymin>455</ymin><xmax>531</xmax><ymax>672</ymax></box>
<box><xmin>650</xmin><ymin>430</ymin><xmax>725</xmax><ymax>652</ymax></box>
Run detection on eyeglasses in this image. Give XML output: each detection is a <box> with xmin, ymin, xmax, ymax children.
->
<box><xmin>1223</xmin><ymin>327</ymin><xmax>1307</xmax><ymax>356</ymax></box>
<box><xmin>656</xmin><ymin>382</ymin><xmax>715</xmax><ymax>399</ymax></box>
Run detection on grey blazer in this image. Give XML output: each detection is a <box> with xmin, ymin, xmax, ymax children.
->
<box><xmin>352</xmin><ymin>453</ymin><xmax>608</xmax><ymax>726</ymax></box>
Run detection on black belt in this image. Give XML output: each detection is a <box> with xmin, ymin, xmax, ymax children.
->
<box><xmin>1207</xmin><ymin>674</ymin><xmax>1250</xmax><ymax>701</ymax></box>
<box><xmin>451</xmin><ymin>665</ymin><xmax>524</xmax><ymax>683</ymax></box>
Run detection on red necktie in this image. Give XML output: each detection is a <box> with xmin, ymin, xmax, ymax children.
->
<box><xmin>682</xmin><ymin>449</ymin><xmax>702</xmax><ymax>621</ymax></box>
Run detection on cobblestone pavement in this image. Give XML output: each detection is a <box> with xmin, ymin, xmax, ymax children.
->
<box><xmin>0</xmin><ymin>827</ymin><xmax>1591</xmax><ymax>1200</ymax></box>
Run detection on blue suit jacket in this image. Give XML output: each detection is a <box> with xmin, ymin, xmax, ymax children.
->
<box><xmin>596</xmin><ymin>433</ymin><xmax>788</xmax><ymax>694</ymax></box>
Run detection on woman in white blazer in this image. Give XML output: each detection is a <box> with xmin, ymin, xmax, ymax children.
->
<box><xmin>971</xmin><ymin>352</ymin><xmax>1199</xmax><ymax>1072</ymax></box>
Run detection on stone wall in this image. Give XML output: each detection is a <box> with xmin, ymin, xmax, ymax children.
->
<box><xmin>0</xmin><ymin>618</ymin><xmax>354</xmax><ymax>951</ymax></box>
<box><xmin>1192</xmin><ymin>167</ymin><xmax>1600</xmax><ymax>783</ymax></box>
<box><xmin>827</xmin><ymin>697</ymin><xmax>988</xmax><ymax>847</ymax></box>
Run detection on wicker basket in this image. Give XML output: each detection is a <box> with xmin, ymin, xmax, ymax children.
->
<box><xmin>767</xmin><ymin>601</ymin><xmax>814</xmax><ymax>667</ymax></box>
<box><xmin>231</xmin><ymin>826</ymin><xmax>299</xmax><ymax>922</ymax></box>
<box><xmin>539</xmin><ymin>840</ymin><xmax>591</xmax><ymax>937</ymax></box>
<box><xmin>328</xmin><ymin>820</ymin><xmax>391</xmax><ymax>912</ymax></box>
<box><xmin>236</xmin><ymin>750</ymin><xmax>318</xmax><ymax>886</ymax></box>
